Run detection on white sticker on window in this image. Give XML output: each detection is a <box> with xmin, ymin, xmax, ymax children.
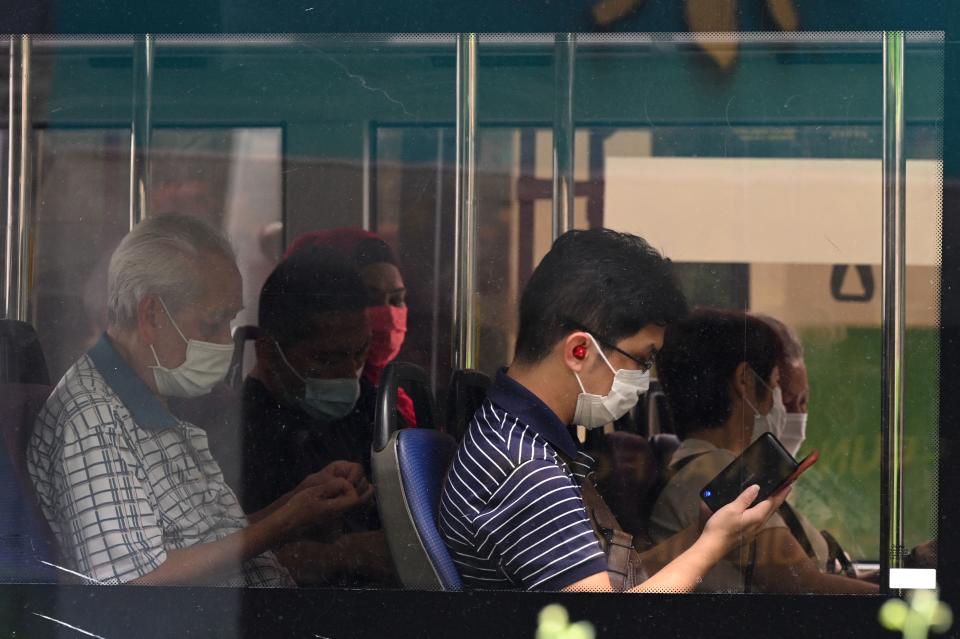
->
<box><xmin>889</xmin><ymin>568</ymin><xmax>937</xmax><ymax>590</ymax></box>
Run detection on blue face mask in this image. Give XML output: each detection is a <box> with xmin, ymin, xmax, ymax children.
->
<box><xmin>274</xmin><ymin>341</ymin><xmax>361</xmax><ymax>421</ymax></box>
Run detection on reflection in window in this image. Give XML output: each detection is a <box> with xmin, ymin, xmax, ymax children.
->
<box><xmin>371</xmin><ymin>35</ymin><xmax>944</xmax><ymax>573</ymax></box>
<box><xmin>30</xmin><ymin>127</ymin><xmax>282</xmax><ymax>381</ymax></box>
<box><xmin>0</xmin><ymin>32</ymin><xmax>943</xmax><ymax>594</ymax></box>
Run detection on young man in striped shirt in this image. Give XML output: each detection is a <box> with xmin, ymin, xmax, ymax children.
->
<box><xmin>438</xmin><ymin>229</ymin><xmax>790</xmax><ymax>592</ymax></box>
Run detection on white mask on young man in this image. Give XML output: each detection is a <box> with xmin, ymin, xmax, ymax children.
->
<box><xmin>572</xmin><ymin>334</ymin><xmax>650</xmax><ymax>430</ymax></box>
<box><xmin>149</xmin><ymin>297</ymin><xmax>234</xmax><ymax>398</ymax></box>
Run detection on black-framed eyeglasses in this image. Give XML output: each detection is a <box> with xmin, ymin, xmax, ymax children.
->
<box><xmin>562</xmin><ymin>318</ymin><xmax>657</xmax><ymax>372</ymax></box>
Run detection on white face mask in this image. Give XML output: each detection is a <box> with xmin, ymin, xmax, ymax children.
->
<box><xmin>780</xmin><ymin>412</ymin><xmax>808</xmax><ymax>457</ymax></box>
<box><xmin>572</xmin><ymin>334</ymin><xmax>651</xmax><ymax>430</ymax></box>
<box><xmin>275</xmin><ymin>341</ymin><xmax>362</xmax><ymax>421</ymax></box>
<box><xmin>149</xmin><ymin>298</ymin><xmax>234</xmax><ymax>398</ymax></box>
<box><xmin>745</xmin><ymin>372</ymin><xmax>788</xmax><ymax>444</ymax></box>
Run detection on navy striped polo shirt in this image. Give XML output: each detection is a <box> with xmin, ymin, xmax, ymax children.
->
<box><xmin>438</xmin><ymin>369</ymin><xmax>606</xmax><ymax>591</ymax></box>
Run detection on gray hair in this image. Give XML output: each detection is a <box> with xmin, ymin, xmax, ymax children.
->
<box><xmin>753</xmin><ymin>313</ymin><xmax>804</xmax><ymax>365</ymax></box>
<box><xmin>107</xmin><ymin>214</ymin><xmax>236</xmax><ymax>327</ymax></box>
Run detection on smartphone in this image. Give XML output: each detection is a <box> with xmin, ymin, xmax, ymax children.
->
<box><xmin>700</xmin><ymin>432</ymin><xmax>819</xmax><ymax>512</ymax></box>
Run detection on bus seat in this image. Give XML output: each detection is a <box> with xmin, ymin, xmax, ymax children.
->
<box><xmin>642</xmin><ymin>380</ymin><xmax>675</xmax><ymax>435</ymax></box>
<box><xmin>0</xmin><ymin>382</ymin><xmax>58</xmax><ymax>582</ymax></box>
<box><xmin>0</xmin><ymin>320</ymin><xmax>50</xmax><ymax>385</ymax></box>
<box><xmin>225</xmin><ymin>325</ymin><xmax>259</xmax><ymax>392</ymax></box>
<box><xmin>445</xmin><ymin>369</ymin><xmax>490</xmax><ymax>440</ymax></box>
<box><xmin>649</xmin><ymin>433</ymin><xmax>681</xmax><ymax>468</ymax></box>
<box><xmin>371</xmin><ymin>362</ymin><xmax>462</xmax><ymax>591</ymax></box>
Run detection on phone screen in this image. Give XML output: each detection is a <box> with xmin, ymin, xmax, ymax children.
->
<box><xmin>700</xmin><ymin>433</ymin><xmax>800</xmax><ymax>512</ymax></box>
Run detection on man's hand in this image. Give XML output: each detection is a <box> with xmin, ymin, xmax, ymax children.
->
<box><xmin>698</xmin><ymin>484</ymin><xmax>792</xmax><ymax>560</ymax></box>
<box><xmin>280</xmin><ymin>476</ymin><xmax>374</xmax><ymax>542</ymax></box>
<box><xmin>296</xmin><ymin>461</ymin><xmax>372</xmax><ymax>501</ymax></box>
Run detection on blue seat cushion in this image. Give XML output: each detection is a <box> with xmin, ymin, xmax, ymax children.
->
<box><xmin>0</xmin><ymin>447</ymin><xmax>55</xmax><ymax>582</ymax></box>
<box><xmin>396</xmin><ymin>429</ymin><xmax>463</xmax><ymax>591</ymax></box>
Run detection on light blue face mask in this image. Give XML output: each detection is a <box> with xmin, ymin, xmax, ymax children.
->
<box><xmin>274</xmin><ymin>341</ymin><xmax>361</xmax><ymax>421</ymax></box>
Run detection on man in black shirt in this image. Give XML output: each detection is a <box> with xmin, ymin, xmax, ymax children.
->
<box><xmin>241</xmin><ymin>376</ymin><xmax>378</xmax><ymax>515</ymax></box>
<box><xmin>240</xmin><ymin>246</ymin><xmax>395</xmax><ymax>587</ymax></box>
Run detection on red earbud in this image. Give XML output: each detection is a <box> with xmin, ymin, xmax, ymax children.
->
<box><xmin>572</xmin><ymin>344</ymin><xmax>587</xmax><ymax>360</ymax></box>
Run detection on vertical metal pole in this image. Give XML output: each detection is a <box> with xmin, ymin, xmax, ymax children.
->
<box><xmin>452</xmin><ymin>34</ymin><xmax>478</xmax><ymax>371</ymax></box>
<box><xmin>431</xmin><ymin>128</ymin><xmax>445</xmax><ymax>392</ymax></box>
<box><xmin>3</xmin><ymin>36</ymin><xmax>19</xmax><ymax>319</ymax></box>
<box><xmin>362</xmin><ymin>125</ymin><xmax>372</xmax><ymax>231</ymax></box>
<box><xmin>552</xmin><ymin>33</ymin><xmax>576</xmax><ymax>239</ymax></box>
<box><xmin>129</xmin><ymin>34</ymin><xmax>154</xmax><ymax>229</ymax></box>
<box><xmin>881</xmin><ymin>30</ymin><xmax>906</xmax><ymax>587</ymax></box>
<box><xmin>4</xmin><ymin>35</ymin><xmax>31</xmax><ymax>322</ymax></box>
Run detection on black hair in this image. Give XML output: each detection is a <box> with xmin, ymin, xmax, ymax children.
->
<box><xmin>514</xmin><ymin>228</ymin><xmax>689</xmax><ymax>363</ymax></box>
<box><xmin>656</xmin><ymin>308</ymin><xmax>785</xmax><ymax>440</ymax></box>
<box><xmin>354</xmin><ymin>237</ymin><xmax>396</xmax><ymax>269</ymax></box>
<box><xmin>258</xmin><ymin>246</ymin><xmax>367</xmax><ymax>347</ymax></box>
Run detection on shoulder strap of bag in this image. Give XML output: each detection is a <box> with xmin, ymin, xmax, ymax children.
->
<box><xmin>578</xmin><ymin>477</ymin><xmax>644</xmax><ymax>589</ymax></box>
<box><xmin>555</xmin><ymin>449</ymin><xmax>647</xmax><ymax>591</ymax></box>
<box><xmin>777</xmin><ymin>501</ymin><xmax>818</xmax><ymax>561</ymax></box>
<box><xmin>659</xmin><ymin>451</ymin><xmax>764</xmax><ymax>593</ymax></box>
<box><xmin>744</xmin><ymin>539</ymin><xmax>758</xmax><ymax>593</ymax></box>
<box><xmin>776</xmin><ymin>502</ymin><xmax>855</xmax><ymax>577</ymax></box>
<box><xmin>745</xmin><ymin>503</ymin><xmax>829</xmax><ymax>592</ymax></box>
<box><xmin>820</xmin><ymin>529</ymin><xmax>857</xmax><ymax>577</ymax></box>
<box><xmin>659</xmin><ymin>450</ymin><xmax>759</xmax><ymax>593</ymax></box>
<box><xmin>663</xmin><ymin>450</ymin><xmax>705</xmax><ymax>481</ymax></box>
<box><xmin>641</xmin><ymin>450</ymin><xmax>706</xmax><ymax>524</ymax></box>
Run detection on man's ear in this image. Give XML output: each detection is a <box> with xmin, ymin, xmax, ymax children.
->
<box><xmin>561</xmin><ymin>332</ymin><xmax>591</xmax><ymax>373</ymax></box>
<box><xmin>137</xmin><ymin>295</ymin><xmax>161</xmax><ymax>345</ymax></box>
<box><xmin>732</xmin><ymin>361</ymin><xmax>751</xmax><ymax>400</ymax></box>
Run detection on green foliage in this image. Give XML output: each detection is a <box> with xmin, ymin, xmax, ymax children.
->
<box><xmin>536</xmin><ymin>604</ymin><xmax>596</xmax><ymax>639</ymax></box>
<box><xmin>880</xmin><ymin>590</ymin><xmax>953</xmax><ymax>639</ymax></box>
<box><xmin>793</xmin><ymin>327</ymin><xmax>939</xmax><ymax>560</ymax></box>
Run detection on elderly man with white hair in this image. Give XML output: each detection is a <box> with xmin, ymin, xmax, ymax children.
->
<box><xmin>27</xmin><ymin>214</ymin><xmax>371</xmax><ymax>586</ymax></box>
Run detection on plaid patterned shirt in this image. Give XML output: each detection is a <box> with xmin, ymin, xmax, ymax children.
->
<box><xmin>27</xmin><ymin>333</ymin><xmax>294</xmax><ymax>587</ymax></box>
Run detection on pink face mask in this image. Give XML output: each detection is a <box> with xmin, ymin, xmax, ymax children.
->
<box><xmin>365</xmin><ymin>304</ymin><xmax>408</xmax><ymax>368</ymax></box>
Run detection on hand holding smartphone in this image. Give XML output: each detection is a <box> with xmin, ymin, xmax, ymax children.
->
<box><xmin>700</xmin><ymin>432</ymin><xmax>819</xmax><ymax>513</ymax></box>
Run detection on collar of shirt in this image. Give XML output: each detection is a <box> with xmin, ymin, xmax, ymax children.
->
<box><xmin>487</xmin><ymin>367</ymin><xmax>580</xmax><ymax>460</ymax></box>
<box><xmin>88</xmin><ymin>332</ymin><xmax>178</xmax><ymax>432</ymax></box>
<box><xmin>669</xmin><ymin>437</ymin><xmax>724</xmax><ymax>466</ymax></box>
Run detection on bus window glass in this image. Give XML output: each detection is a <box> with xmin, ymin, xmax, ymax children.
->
<box><xmin>0</xmin><ymin>32</ymin><xmax>942</xmax><ymax>597</ymax></box>
<box><xmin>591</xmin><ymin>33</ymin><xmax>943</xmax><ymax>574</ymax></box>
